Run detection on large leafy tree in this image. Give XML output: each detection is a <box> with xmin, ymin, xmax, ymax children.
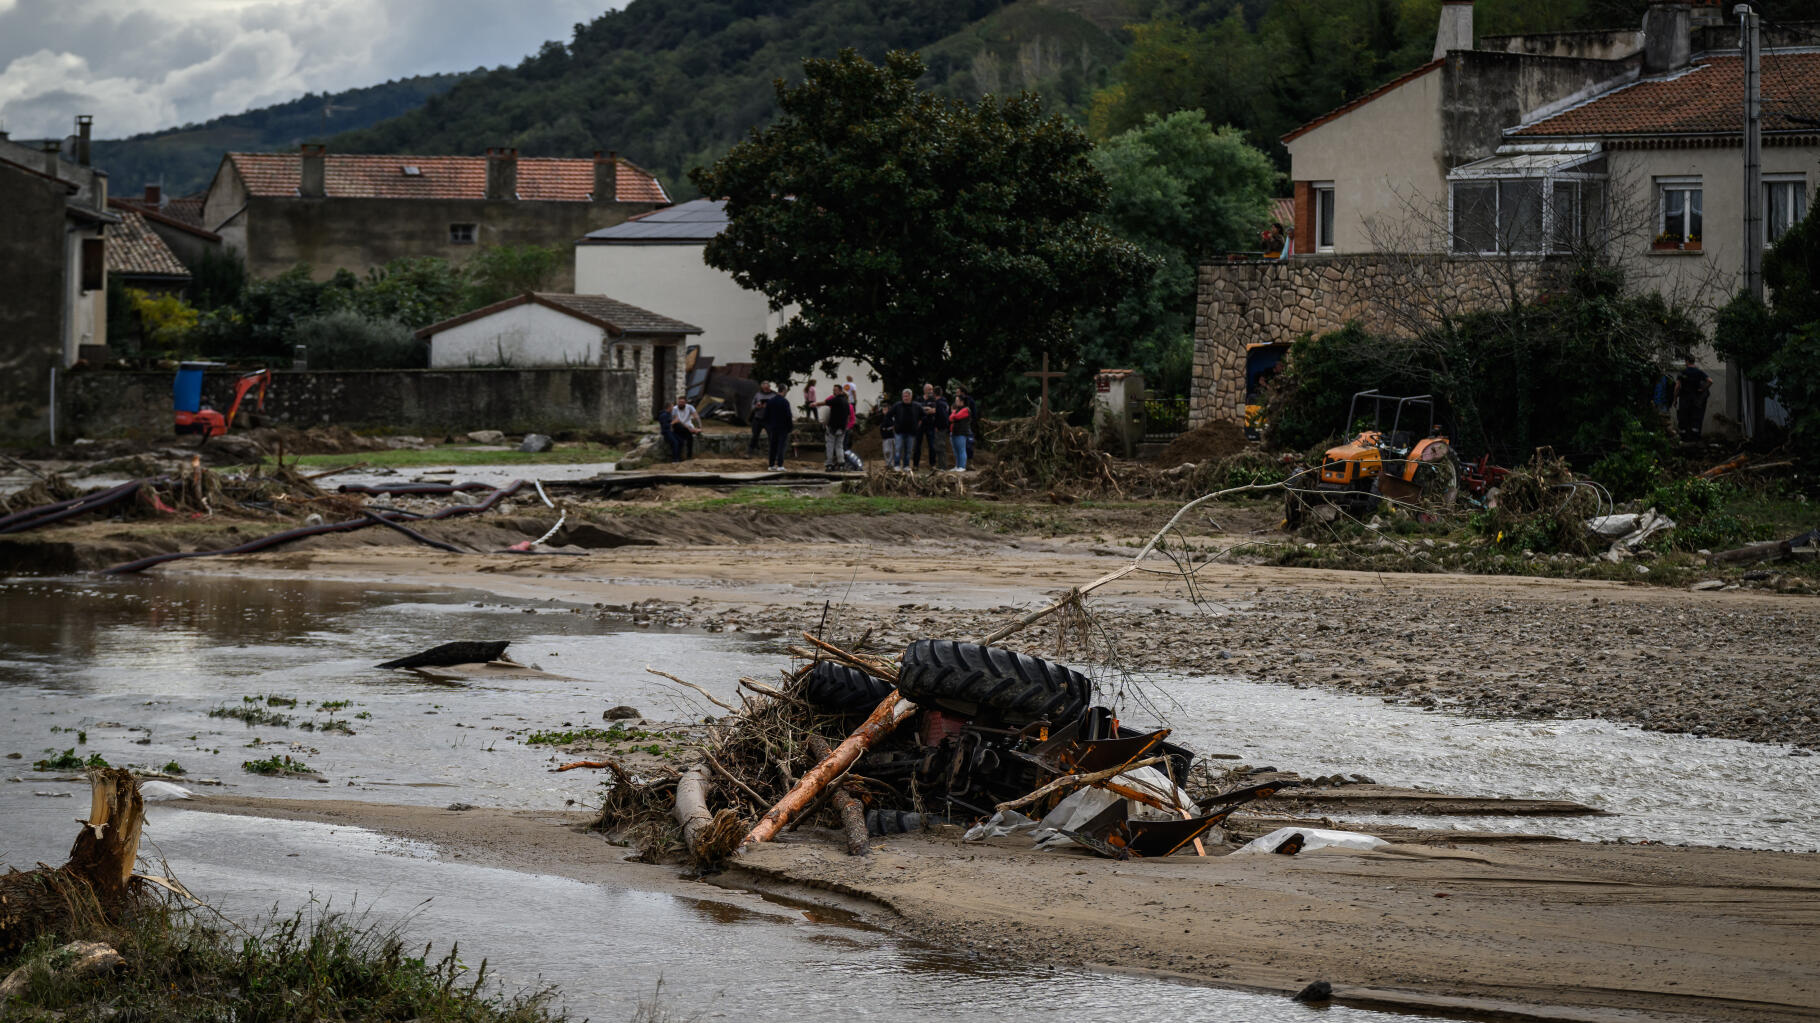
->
<box><xmin>1077</xmin><ymin>110</ymin><xmax>1276</xmax><ymax>399</ymax></box>
<box><xmin>691</xmin><ymin>48</ymin><xmax>1150</xmax><ymax>395</ymax></box>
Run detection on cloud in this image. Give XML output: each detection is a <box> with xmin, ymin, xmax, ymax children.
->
<box><xmin>0</xmin><ymin>0</ymin><xmax>603</xmax><ymax>139</ymax></box>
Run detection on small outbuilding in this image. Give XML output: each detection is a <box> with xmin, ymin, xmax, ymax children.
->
<box><xmin>416</xmin><ymin>292</ymin><xmax>701</xmax><ymax>419</ymax></box>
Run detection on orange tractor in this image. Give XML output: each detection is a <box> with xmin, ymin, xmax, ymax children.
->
<box><xmin>173</xmin><ymin>362</ymin><xmax>271</xmax><ymax>442</ymax></box>
<box><xmin>1285</xmin><ymin>390</ymin><xmax>1460</xmax><ymax>527</ymax></box>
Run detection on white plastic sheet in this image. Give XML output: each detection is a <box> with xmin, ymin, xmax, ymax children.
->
<box><xmin>1229</xmin><ymin>826</ymin><xmax>1387</xmax><ymax>856</ymax></box>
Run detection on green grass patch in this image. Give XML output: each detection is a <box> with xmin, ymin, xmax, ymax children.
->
<box><xmin>319</xmin><ymin>699</ymin><xmax>352</xmax><ymax>712</ymax></box>
<box><xmin>161</xmin><ymin>760</ymin><xmax>186</xmax><ymax>775</ymax></box>
<box><xmin>210</xmin><ymin>705</ymin><xmax>293</xmax><ymax>727</ymax></box>
<box><xmin>243</xmin><ymin>442</ymin><xmax>622</xmax><ymax>472</ymax></box>
<box><xmin>522</xmin><ymin>723</ymin><xmax>651</xmax><ymax>746</ymax></box>
<box><xmin>0</xmin><ymin>903</ymin><xmax>566</xmax><ymax>1022</ymax></box>
<box><xmin>242</xmin><ymin>754</ymin><xmax>314</xmax><ymax>776</ymax></box>
<box><xmin>301</xmin><ymin>719</ymin><xmax>357</xmax><ymax>735</ymax></box>
<box><xmin>32</xmin><ymin>748</ymin><xmax>107</xmax><ymax>771</ymax></box>
<box><xmin>248</xmin><ymin>693</ymin><xmax>299</xmax><ymax>708</ymax></box>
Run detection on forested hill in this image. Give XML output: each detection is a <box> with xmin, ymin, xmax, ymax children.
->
<box><xmin>92</xmin><ymin>74</ymin><xmax>469</xmax><ymax>198</ymax></box>
<box><xmin>331</xmin><ymin>0</ymin><xmax>1134</xmax><ymax>199</ymax></box>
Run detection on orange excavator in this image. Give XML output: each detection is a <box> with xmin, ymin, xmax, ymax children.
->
<box><xmin>1286</xmin><ymin>390</ymin><xmax>1459</xmax><ymax>527</ymax></box>
<box><xmin>173</xmin><ymin>362</ymin><xmax>271</xmax><ymax>441</ymax></box>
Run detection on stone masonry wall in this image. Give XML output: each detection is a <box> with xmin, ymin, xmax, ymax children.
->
<box><xmin>1191</xmin><ymin>255</ymin><xmax>1552</xmax><ymax>428</ymax></box>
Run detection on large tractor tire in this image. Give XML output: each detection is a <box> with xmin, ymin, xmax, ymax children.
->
<box><xmin>896</xmin><ymin>640</ymin><xmax>1091</xmax><ymax>725</ymax></box>
<box><xmin>801</xmin><ymin>661</ymin><xmax>895</xmax><ymax>715</ymax></box>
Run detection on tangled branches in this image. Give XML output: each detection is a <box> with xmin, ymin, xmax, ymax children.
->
<box><xmin>975</xmin><ymin>413</ymin><xmax>1119</xmax><ymax>493</ymax></box>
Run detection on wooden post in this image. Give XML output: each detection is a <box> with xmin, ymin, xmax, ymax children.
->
<box><xmin>1023</xmin><ymin>351</ymin><xmax>1065</xmax><ymax>417</ymax></box>
<box><xmin>808</xmin><ymin>735</ymin><xmax>871</xmax><ymax>855</ymax></box>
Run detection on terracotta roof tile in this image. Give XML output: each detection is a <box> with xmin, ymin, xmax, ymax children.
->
<box><xmin>415</xmin><ymin>292</ymin><xmax>701</xmax><ymax>339</ymax></box>
<box><xmin>225</xmin><ymin>152</ymin><xmax>669</xmax><ymax>204</ymax></box>
<box><xmin>1513</xmin><ymin>52</ymin><xmax>1820</xmax><ymax>138</ymax></box>
<box><xmin>106</xmin><ymin>208</ymin><xmax>189</xmax><ymax>278</ymax></box>
<box><xmin>109</xmin><ymin>196</ymin><xmax>220</xmax><ymax>241</ymax></box>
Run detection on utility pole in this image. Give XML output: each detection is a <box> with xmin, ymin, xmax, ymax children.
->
<box><xmin>1737</xmin><ymin>3</ymin><xmax>1762</xmax><ymax>438</ymax></box>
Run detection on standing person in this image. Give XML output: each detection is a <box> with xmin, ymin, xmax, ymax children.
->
<box><xmin>1674</xmin><ymin>356</ymin><xmax>1711</xmax><ymax>439</ymax></box>
<box><xmin>948</xmin><ymin>390</ymin><xmax>973</xmax><ymax>472</ymax></box>
<box><xmin>818</xmin><ymin>385</ymin><xmax>851</xmax><ymax>471</ymax></box>
<box><xmin>889</xmin><ymin>389</ymin><xmax>920</xmax><ymax>470</ymax></box>
<box><xmin>879</xmin><ymin>392</ymin><xmax>897</xmax><ymax>469</ymax></box>
<box><xmin>843</xmin><ymin>376</ymin><xmax>858</xmax><ymax>405</ymax></box>
<box><xmin>669</xmin><ymin>394</ymin><xmax>702</xmax><ymax>462</ymax></box>
<box><xmin>747</xmin><ymin>381</ymin><xmax>774</xmax><ymax>460</ymax></box>
<box><xmin>802</xmin><ymin>379</ymin><xmax>818</xmax><ymax>416</ymax></box>
<box><xmin>915</xmin><ymin>383</ymin><xmax>947</xmax><ymax>470</ymax></box>
<box><xmin>763</xmin><ymin>383</ymin><xmax>794</xmax><ymax>471</ymax></box>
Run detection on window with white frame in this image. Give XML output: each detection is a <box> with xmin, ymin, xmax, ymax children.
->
<box><xmin>449</xmin><ymin>223</ymin><xmax>477</xmax><ymax>244</ymax></box>
<box><xmin>1313</xmin><ymin>184</ymin><xmax>1335</xmax><ymax>251</ymax></box>
<box><xmin>1766</xmin><ymin>177</ymin><xmax>1807</xmax><ymax>245</ymax></box>
<box><xmin>1657</xmin><ymin>178</ymin><xmax>1702</xmax><ymax>245</ymax></box>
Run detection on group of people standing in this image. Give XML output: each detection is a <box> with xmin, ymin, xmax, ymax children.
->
<box><xmin>883</xmin><ymin>383</ymin><xmax>975</xmax><ymax>472</ymax></box>
<box><xmin>739</xmin><ymin>377</ymin><xmax>978</xmax><ymax>472</ymax></box>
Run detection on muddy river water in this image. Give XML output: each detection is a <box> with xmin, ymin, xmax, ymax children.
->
<box><xmin>4</xmin><ymin>574</ymin><xmax>1815</xmax><ymax>1020</ymax></box>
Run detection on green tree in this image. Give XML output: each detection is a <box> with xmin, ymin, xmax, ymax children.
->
<box><xmin>463</xmin><ymin>243</ymin><xmax>566</xmax><ymax>307</ymax></box>
<box><xmin>1077</xmin><ymin>110</ymin><xmax>1276</xmax><ymax>399</ymax></box>
<box><xmin>691</xmin><ymin>48</ymin><xmax>1150</xmax><ymax>394</ymax></box>
<box><xmin>1714</xmin><ymin>209</ymin><xmax>1820</xmax><ymax>458</ymax></box>
<box><xmin>349</xmin><ymin>257</ymin><xmax>469</xmax><ymax>328</ymax></box>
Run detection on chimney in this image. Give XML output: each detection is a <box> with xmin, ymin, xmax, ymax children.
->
<box><xmin>486</xmin><ymin>147</ymin><xmax>518</xmax><ymax>200</ymax></box>
<box><xmin>143</xmin><ymin>183</ymin><xmax>162</xmax><ymax>206</ymax></box>
<box><xmin>75</xmin><ymin>115</ymin><xmax>92</xmax><ymax>167</ymax></box>
<box><xmin>1642</xmin><ymin>3</ymin><xmax>1692</xmax><ymax>74</ymax></box>
<box><xmin>594</xmin><ymin>150</ymin><xmax>618</xmax><ymax>203</ymax></box>
<box><xmin>299</xmin><ymin>143</ymin><xmax>326</xmax><ymax>198</ymax></box>
<box><xmin>1432</xmin><ymin>0</ymin><xmax>1474</xmax><ymax>59</ymax></box>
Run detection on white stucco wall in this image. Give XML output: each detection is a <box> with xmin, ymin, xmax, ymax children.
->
<box><xmin>575</xmin><ymin>241</ymin><xmax>887</xmax><ymax>401</ymax></box>
<box><xmin>1287</xmin><ymin>69</ymin><xmax>1448</xmax><ymax>253</ymax></box>
<box><xmin>429</xmin><ymin>302</ymin><xmax>606</xmax><ymax>368</ymax></box>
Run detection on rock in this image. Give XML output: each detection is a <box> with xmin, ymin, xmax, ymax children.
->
<box><xmin>1690</xmin><ymin>579</ymin><xmax>1725</xmax><ymax>591</ymax></box>
<box><xmin>1291</xmin><ymin>981</ymin><xmax>1333</xmax><ymax>1003</ymax></box>
<box><xmin>603</xmin><ymin>705</ymin><xmax>642</xmax><ymax>721</ymax></box>
<box><xmin>0</xmin><ymin>941</ymin><xmax>125</xmax><ymax>1000</ymax></box>
<box><xmin>446</xmin><ymin>802</ymin><xmax>475</xmax><ymax>811</ymax></box>
<box><xmin>466</xmin><ymin>430</ymin><xmax>506</xmax><ymax>445</ymax></box>
<box><xmin>518</xmin><ymin>433</ymin><xmax>553</xmax><ymax>454</ymax></box>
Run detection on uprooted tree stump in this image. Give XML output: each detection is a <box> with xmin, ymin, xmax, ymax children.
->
<box><xmin>0</xmin><ymin>768</ymin><xmax>146</xmax><ymax>957</ymax></box>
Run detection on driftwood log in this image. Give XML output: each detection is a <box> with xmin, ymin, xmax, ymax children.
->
<box><xmin>0</xmin><ymin>769</ymin><xmax>146</xmax><ymax>957</ymax></box>
<box><xmin>807</xmin><ymin>735</ymin><xmax>871</xmax><ymax>856</ymax></box>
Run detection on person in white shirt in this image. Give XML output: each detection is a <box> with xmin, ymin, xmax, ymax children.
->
<box><xmin>668</xmin><ymin>394</ymin><xmax>701</xmax><ymax>462</ymax></box>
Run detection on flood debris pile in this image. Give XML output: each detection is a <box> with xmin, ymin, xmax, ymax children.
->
<box><xmin>597</xmin><ymin>633</ymin><xmax>1295</xmax><ymax>864</ymax></box>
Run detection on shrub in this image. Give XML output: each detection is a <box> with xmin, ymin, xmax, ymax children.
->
<box><xmin>291</xmin><ymin>309</ymin><xmax>425</xmax><ymax>369</ymax></box>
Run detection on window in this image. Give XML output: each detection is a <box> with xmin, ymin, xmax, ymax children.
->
<box><xmin>1657</xmin><ymin>179</ymin><xmax>1702</xmax><ymax>245</ymax></box>
<box><xmin>80</xmin><ymin>238</ymin><xmax>104</xmax><ymax>291</ymax></box>
<box><xmin>1766</xmin><ymin>178</ymin><xmax>1807</xmax><ymax>245</ymax></box>
<box><xmin>1313</xmin><ymin>184</ymin><xmax>1336</xmax><ymax>251</ymax></box>
<box><xmin>1449</xmin><ymin>178</ymin><xmax>1568</xmax><ymax>254</ymax></box>
<box><xmin>449</xmin><ymin>223</ymin><xmax>477</xmax><ymax>244</ymax></box>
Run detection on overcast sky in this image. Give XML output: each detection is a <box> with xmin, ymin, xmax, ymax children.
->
<box><xmin>0</xmin><ymin>0</ymin><xmax>608</xmax><ymax>140</ymax></box>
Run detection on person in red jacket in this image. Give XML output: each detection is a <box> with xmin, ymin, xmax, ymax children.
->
<box><xmin>948</xmin><ymin>390</ymin><xmax>974</xmax><ymax>471</ymax></box>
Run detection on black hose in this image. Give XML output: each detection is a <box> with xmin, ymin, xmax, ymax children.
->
<box><xmin>361</xmin><ymin>510</ymin><xmax>467</xmax><ymax>553</ymax></box>
<box><xmin>337</xmin><ymin>482</ymin><xmax>496</xmax><ymax>496</ymax></box>
<box><xmin>0</xmin><ymin>479</ymin><xmax>151</xmax><ymax>535</ymax></box>
<box><xmin>101</xmin><ymin>480</ymin><xmax>526</xmax><ymax>575</ymax></box>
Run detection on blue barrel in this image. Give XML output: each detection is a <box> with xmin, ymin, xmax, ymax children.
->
<box><xmin>173</xmin><ymin>364</ymin><xmax>207</xmax><ymax>413</ymax></box>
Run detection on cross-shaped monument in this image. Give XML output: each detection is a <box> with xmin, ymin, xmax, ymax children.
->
<box><xmin>1023</xmin><ymin>351</ymin><xmax>1064</xmax><ymax>416</ymax></box>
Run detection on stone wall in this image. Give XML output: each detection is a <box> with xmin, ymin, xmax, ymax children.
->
<box><xmin>56</xmin><ymin>366</ymin><xmax>641</xmax><ymax>442</ymax></box>
<box><xmin>0</xmin><ymin>163</ymin><xmax>71</xmax><ymax>446</ymax></box>
<box><xmin>1191</xmin><ymin>254</ymin><xmax>1552</xmax><ymax>427</ymax></box>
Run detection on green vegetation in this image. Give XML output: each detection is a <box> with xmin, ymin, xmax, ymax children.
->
<box><xmin>0</xmin><ymin>904</ymin><xmax>564</xmax><ymax>1022</ymax></box>
<box><xmin>210</xmin><ymin>705</ymin><xmax>294</xmax><ymax>728</ymax></box>
<box><xmin>1715</xmin><ymin>208</ymin><xmax>1820</xmax><ymax>462</ymax></box>
<box><xmin>32</xmin><ymin>749</ymin><xmax>108</xmax><ymax>771</ymax></box>
<box><xmin>252</xmin><ymin>694</ymin><xmax>299</xmax><ymax>708</ymax></box>
<box><xmin>522</xmin><ymin>724</ymin><xmax>652</xmax><ymax>746</ymax></box>
<box><xmin>319</xmin><ymin>700</ymin><xmax>353</xmax><ymax>712</ymax></box>
<box><xmin>161</xmin><ymin>761</ymin><xmax>186</xmax><ymax>776</ymax></box>
<box><xmin>1262</xmin><ymin>265</ymin><xmax>1699</xmax><ymax>466</ymax></box>
<box><xmin>301</xmin><ymin>719</ymin><xmax>358</xmax><ymax>736</ymax></box>
<box><xmin>242</xmin><ymin>754</ymin><xmax>315</xmax><ymax>776</ymax></box>
<box><xmin>92</xmin><ymin>74</ymin><xmax>471</xmax><ymax>196</ymax></box>
<box><xmin>696</xmin><ymin>48</ymin><xmax>1149</xmax><ymax>391</ymax></box>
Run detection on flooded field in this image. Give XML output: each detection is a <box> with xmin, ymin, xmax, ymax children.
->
<box><xmin>2</xmin><ymin>575</ymin><xmax>1457</xmax><ymax>1022</ymax></box>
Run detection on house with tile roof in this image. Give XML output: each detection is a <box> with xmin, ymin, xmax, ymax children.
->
<box><xmin>0</xmin><ymin>118</ymin><xmax>118</xmax><ymax>443</ymax></box>
<box><xmin>1191</xmin><ymin>1</ymin><xmax>1813</xmax><ymax>435</ymax></box>
<box><xmin>200</xmin><ymin>145</ymin><xmax>669</xmax><ymax>283</ymax></box>
<box><xmin>104</xmin><ymin>207</ymin><xmax>192</xmax><ymax>293</ymax></box>
<box><xmin>109</xmin><ymin>184</ymin><xmax>223</xmax><ymax>278</ymax></box>
<box><xmin>417</xmin><ymin>291</ymin><xmax>702</xmax><ymax>420</ymax></box>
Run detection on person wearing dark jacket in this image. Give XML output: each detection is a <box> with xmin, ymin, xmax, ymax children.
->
<box><xmin>915</xmin><ymin>383</ymin><xmax>948</xmax><ymax>470</ymax></box>
<box><xmin>888</xmin><ymin>389</ymin><xmax>920</xmax><ymax>470</ymax></box>
<box><xmin>762</xmin><ymin>384</ymin><xmax>794</xmax><ymax>470</ymax></box>
<box><xmin>746</xmin><ymin>381</ymin><xmax>774</xmax><ymax>459</ymax></box>
<box><xmin>819</xmin><ymin>388</ymin><xmax>851</xmax><ymax>470</ymax></box>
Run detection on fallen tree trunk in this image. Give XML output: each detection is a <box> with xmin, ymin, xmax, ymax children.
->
<box><xmin>673</xmin><ymin>762</ymin><xmax>715</xmax><ymax>858</ymax></box>
<box><xmin>0</xmin><ymin>768</ymin><xmax>145</xmax><ymax>956</ymax></box>
<box><xmin>808</xmin><ymin>736</ymin><xmax>870</xmax><ymax>856</ymax></box>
